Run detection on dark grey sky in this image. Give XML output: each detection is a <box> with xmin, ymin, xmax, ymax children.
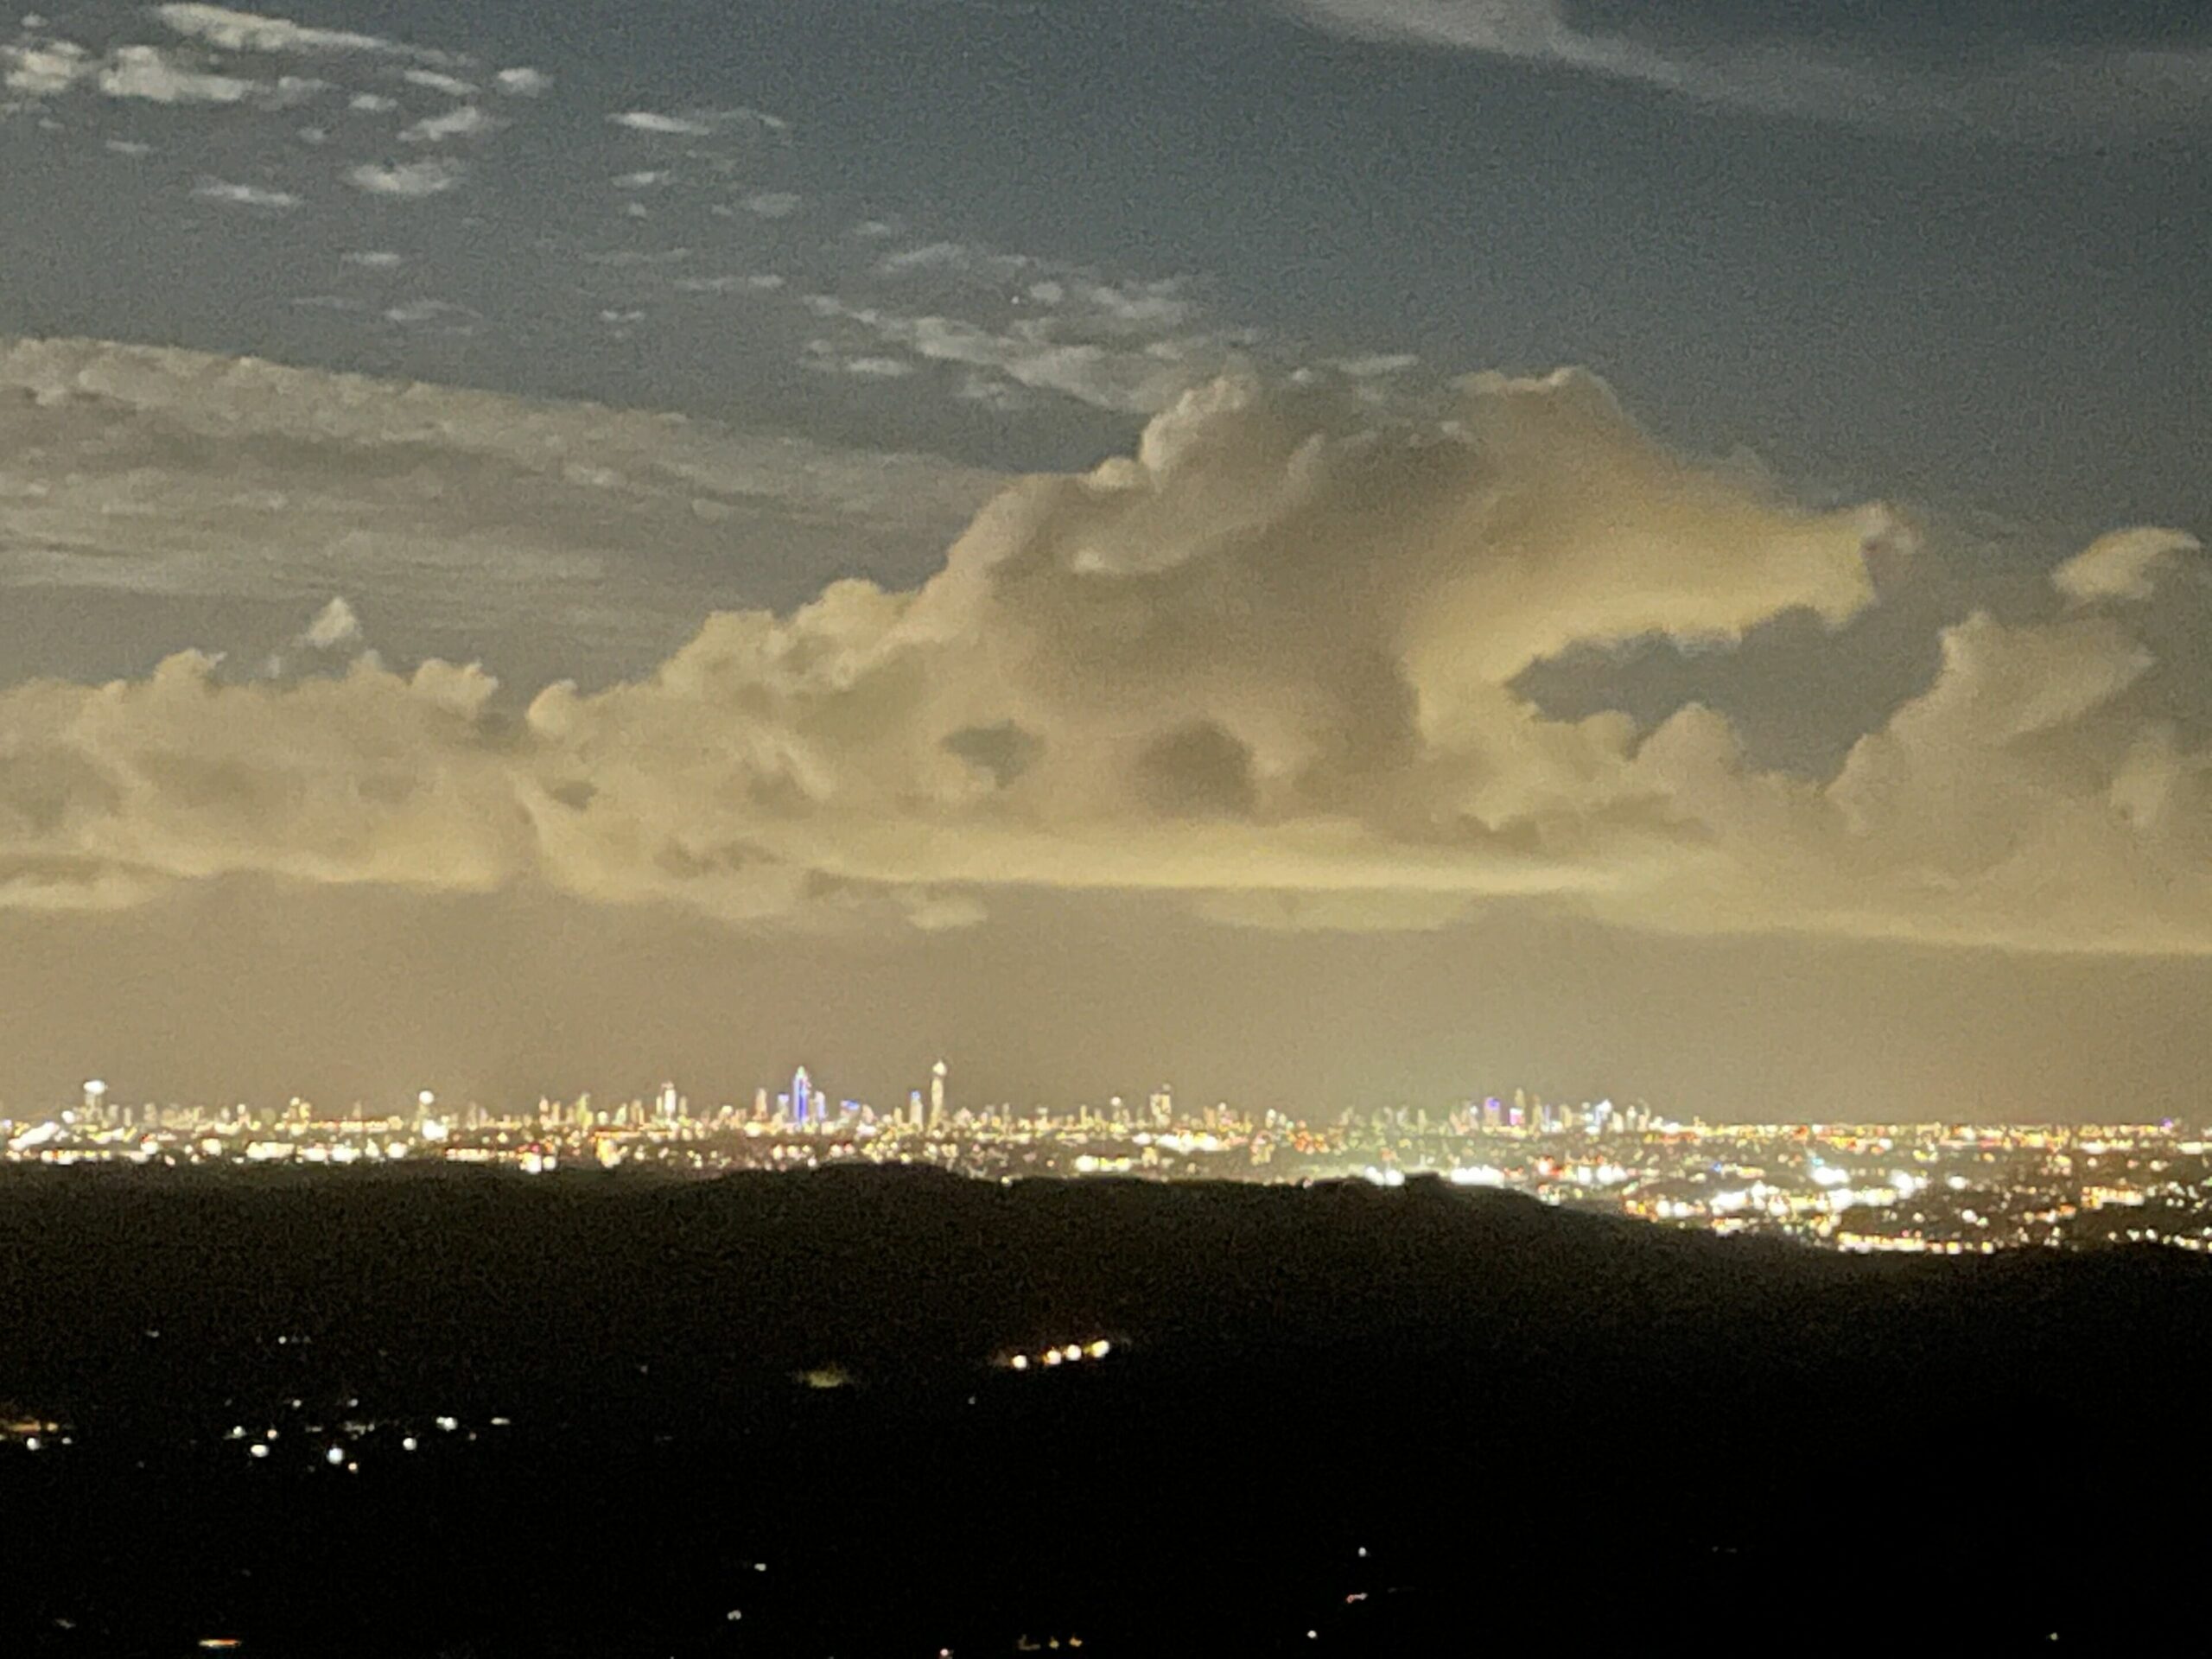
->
<box><xmin>0</xmin><ymin>2</ymin><xmax>2206</xmax><ymax>1119</ymax></box>
<box><xmin>4</xmin><ymin>1</ymin><xmax>2206</xmax><ymax>522</ymax></box>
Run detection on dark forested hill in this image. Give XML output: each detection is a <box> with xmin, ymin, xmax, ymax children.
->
<box><xmin>0</xmin><ymin>1167</ymin><xmax>2198</xmax><ymax>1655</ymax></box>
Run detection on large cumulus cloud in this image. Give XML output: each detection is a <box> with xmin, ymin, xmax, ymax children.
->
<box><xmin>0</xmin><ymin>350</ymin><xmax>2204</xmax><ymax>952</ymax></box>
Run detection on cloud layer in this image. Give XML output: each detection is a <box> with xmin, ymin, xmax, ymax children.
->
<box><xmin>1</xmin><ymin>343</ymin><xmax>2203</xmax><ymax>952</ymax></box>
<box><xmin>0</xmin><ymin>335</ymin><xmax>999</xmax><ymax>678</ymax></box>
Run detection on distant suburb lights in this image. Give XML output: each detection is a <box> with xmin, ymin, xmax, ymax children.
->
<box><xmin>1004</xmin><ymin>1340</ymin><xmax>1115</xmax><ymax>1373</ymax></box>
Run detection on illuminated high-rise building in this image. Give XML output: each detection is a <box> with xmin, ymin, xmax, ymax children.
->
<box><xmin>792</xmin><ymin>1066</ymin><xmax>813</xmax><ymax>1130</ymax></box>
<box><xmin>908</xmin><ymin>1090</ymin><xmax>925</xmax><ymax>1128</ymax></box>
<box><xmin>1149</xmin><ymin>1084</ymin><xmax>1173</xmax><ymax>1128</ymax></box>
<box><xmin>929</xmin><ymin>1060</ymin><xmax>946</xmax><ymax>1127</ymax></box>
<box><xmin>658</xmin><ymin>1081</ymin><xmax>679</xmax><ymax>1124</ymax></box>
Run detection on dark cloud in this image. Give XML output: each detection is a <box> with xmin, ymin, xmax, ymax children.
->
<box><xmin>1138</xmin><ymin>721</ymin><xmax>1261</xmax><ymax>818</ymax></box>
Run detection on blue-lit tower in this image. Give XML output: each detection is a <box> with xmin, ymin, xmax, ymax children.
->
<box><xmin>792</xmin><ymin>1065</ymin><xmax>813</xmax><ymax>1130</ymax></box>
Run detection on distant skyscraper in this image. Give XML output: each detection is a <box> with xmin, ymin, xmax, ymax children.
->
<box><xmin>929</xmin><ymin>1059</ymin><xmax>946</xmax><ymax>1126</ymax></box>
<box><xmin>792</xmin><ymin>1067</ymin><xmax>813</xmax><ymax>1130</ymax></box>
<box><xmin>658</xmin><ymin>1081</ymin><xmax>678</xmax><ymax>1124</ymax></box>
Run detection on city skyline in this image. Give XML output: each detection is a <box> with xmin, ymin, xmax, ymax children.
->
<box><xmin>13</xmin><ymin>1050</ymin><xmax>2205</xmax><ymax>1261</ymax></box>
<box><xmin>10</xmin><ymin>1055</ymin><xmax>1659</xmax><ymax>1127</ymax></box>
<box><xmin>0</xmin><ymin>3</ymin><xmax>2208</xmax><ymax>1120</ymax></box>
<box><xmin>9</xmin><ymin>1050</ymin><xmax>2194</xmax><ymax>1133</ymax></box>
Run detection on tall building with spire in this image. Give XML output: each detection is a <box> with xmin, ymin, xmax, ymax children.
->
<box><xmin>929</xmin><ymin>1059</ymin><xmax>946</xmax><ymax>1128</ymax></box>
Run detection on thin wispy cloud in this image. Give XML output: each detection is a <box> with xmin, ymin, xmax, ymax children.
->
<box><xmin>402</xmin><ymin>69</ymin><xmax>478</xmax><ymax>99</ymax></box>
<box><xmin>2053</xmin><ymin>529</ymin><xmax>2205</xmax><ymax>607</ymax></box>
<box><xmin>301</xmin><ymin>594</ymin><xmax>363</xmax><ymax>649</ymax></box>
<box><xmin>348</xmin><ymin>158</ymin><xmax>467</xmax><ymax>198</ymax></box>
<box><xmin>401</xmin><ymin>104</ymin><xmax>499</xmax><ymax>144</ymax></box>
<box><xmin>3</xmin><ymin>40</ymin><xmax>88</xmax><ymax>97</ymax></box>
<box><xmin>193</xmin><ymin>177</ymin><xmax>302</xmax><ymax>210</ymax></box>
<box><xmin>384</xmin><ymin>298</ymin><xmax>480</xmax><ymax>330</ymax></box>
<box><xmin>610</xmin><ymin>105</ymin><xmax>790</xmax><ymax>137</ymax></box>
<box><xmin>0</xmin><ymin>333</ymin><xmax>1001</xmax><ymax>686</ymax></box>
<box><xmin>781</xmin><ymin>244</ymin><xmax>1247</xmax><ymax>416</ymax></box>
<box><xmin>98</xmin><ymin>43</ymin><xmax>256</xmax><ymax>104</ymax></box>
<box><xmin>155</xmin><ymin>4</ymin><xmax>422</xmax><ymax>60</ymax></box>
<box><xmin>611</xmin><ymin>110</ymin><xmax>712</xmax><ymax>136</ymax></box>
<box><xmin>2</xmin><ymin>2</ymin><xmax>543</xmax><ymax>185</ymax></box>
<box><xmin>3</xmin><ymin>36</ymin><xmax>318</xmax><ymax>107</ymax></box>
<box><xmin>1285</xmin><ymin>0</ymin><xmax>2212</xmax><ymax>139</ymax></box>
<box><xmin>673</xmin><ymin>274</ymin><xmax>782</xmax><ymax>294</ymax></box>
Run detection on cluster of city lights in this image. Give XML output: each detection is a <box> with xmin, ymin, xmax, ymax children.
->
<box><xmin>8</xmin><ymin>1071</ymin><xmax>2210</xmax><ymax>1257</ymax></box>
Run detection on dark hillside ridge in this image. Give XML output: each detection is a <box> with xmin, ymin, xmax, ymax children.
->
<box><xmin>0</xmin><ymin>1168</ymin><xmax>2198</xmax><ymax>1654</ymax></box>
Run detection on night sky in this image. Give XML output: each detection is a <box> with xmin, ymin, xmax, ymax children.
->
<box><xmin>0</xmin><ymin>2</ymin><xmax>2206</xmax><ymax>1119</ymax></box>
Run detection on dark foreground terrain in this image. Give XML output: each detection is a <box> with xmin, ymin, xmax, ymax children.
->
<box><xmin>0</xmin><ymin>1166</ymin><xmax>2202</xmax><ymax>1655</ymax></box>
